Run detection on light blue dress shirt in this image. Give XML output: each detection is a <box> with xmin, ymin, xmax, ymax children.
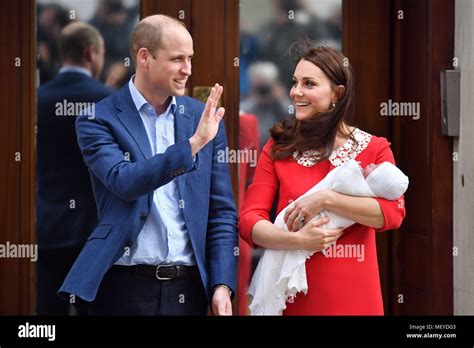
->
<box><xmin>115</xmin><ymin>77</ymin><xmax>196</xmax><ymax>266</ymax></box>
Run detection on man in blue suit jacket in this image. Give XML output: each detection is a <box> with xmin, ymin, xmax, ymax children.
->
<box><xmin>59</xmin><ymin>15</ymin><xmax>238</xmax><ymax>315</ymax></box>
<box><xmin>36</xmin><ymin>22</ymin><xmax>113</xmax><ymax>315</ymax></box>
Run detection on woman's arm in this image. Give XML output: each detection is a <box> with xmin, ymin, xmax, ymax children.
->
<box><xmin>251</xmin><ymin>218</ymin><xmax>344</xmax><ymax>250</ymax></box>
<box><xmin>285</xmin><ymin>137</ymin><xmax>406</xmax><ymax>232</ymax></box>
<box><xmin>239</xmin><ymin>141</ymin><xmax>279</xmax><ymax>248</ymax></box>
<box><xmin>331</xmin><ymin>138</ymin><xmax>407</xmax><ymax>231</ymax></box>
<box><xmin>324</xmin><ymin>191</ymin><xmax>384</xmax><ymax>229</ymax></box>
<box><xmin>251</xmin><ymin>220</ymin><xmax>298</xmax><ymax>249</ymax></box>
<box><xmin>239</xmin><ymin>141</ymin><xmax>344</xmax><ymax>250</ymax></box>
<box><xmin>284</xmin><ymin>189</ymin><xmax>384</xmax><ymax>231</ymax></box>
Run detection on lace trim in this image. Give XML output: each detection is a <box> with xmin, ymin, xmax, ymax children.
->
<box><xmin>292</xmin><ymin>128</ymin><xmax>372</xmax><ymax>167</ymax></box>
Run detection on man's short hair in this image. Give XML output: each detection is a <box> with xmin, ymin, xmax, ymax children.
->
<box><xmin>129</xmin><ymin>15</ymin><xmax>186</xmax><ymax>65</ymax></box>
<box><xmin>59</xmin><ymin>22</ymin><xmax>102</xmax><ymax>63</ymax></box>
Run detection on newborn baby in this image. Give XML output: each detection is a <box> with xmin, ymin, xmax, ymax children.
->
<box><xmin>248</xmin><ymin>159</ymin><xmax>409</xmax><ymax>315</ymax></box>
<box><xmin>361</xmin><ymin>162</ymin><xmax>408</xmax><ymax>200</ymax></box>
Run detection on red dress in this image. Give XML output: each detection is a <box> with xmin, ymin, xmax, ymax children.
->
<box><xmin>239</xmin><ymin>129</ymin><xmax>406</xmax><ymax>315</ymax></box>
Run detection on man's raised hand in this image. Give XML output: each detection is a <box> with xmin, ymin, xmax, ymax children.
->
<box><xmin>189</xmin><ymin>83</ymin><xmax>225</xmax><ymax>156</ymax></box>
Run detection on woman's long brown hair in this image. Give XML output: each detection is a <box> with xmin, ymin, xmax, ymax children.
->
<box><xmin>270</xmin><ymin>41</ymin><xmax>356</xmax><ymax>161</ymax></box>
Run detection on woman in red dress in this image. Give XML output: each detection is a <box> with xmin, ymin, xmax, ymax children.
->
<box><xmin>239</xmin><ymin>43</ymin><xmax>406</xmax><ymax>315</ymax></box>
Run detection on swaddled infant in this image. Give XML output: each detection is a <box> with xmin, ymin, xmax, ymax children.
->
<box><xmin>248</xmin><ymin>159</ymin><xmax>409</xmax><ymax>315</ymax></box>
<box><xmin>361</xmin><ymin>162</ymin><xmax>408</xmax><ymax>200</ymax></box>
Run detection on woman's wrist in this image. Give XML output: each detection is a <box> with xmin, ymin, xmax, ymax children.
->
<box><xmin>252</xmin><ymin>220</ymin><xmax>303</xmax><ymax>250</ymax></box>
<box><xmin>320</xmin><ymin>190</ymin><xmax>336</xmax><ymax>210</ymax></box>
<box><xmin>287</xmin><ymin>230</ymin><xmax>303</xmax><ymax>249</ymax></box>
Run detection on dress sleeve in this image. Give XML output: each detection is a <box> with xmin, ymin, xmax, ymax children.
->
<box><xmin>238</xmin><ymin>140</ymin><xmax>279</xmax><ymax>248</ymax></box>
<box><xmin>372</xmin><ymin>137</ymin><xmax>407</xmax><ymax>232</ymax></box>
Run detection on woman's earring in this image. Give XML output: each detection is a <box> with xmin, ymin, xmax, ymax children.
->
<box><xmin>331</xmin><ymin>101</ymin><xmax>336</xmax><ymax>108</ymax></box>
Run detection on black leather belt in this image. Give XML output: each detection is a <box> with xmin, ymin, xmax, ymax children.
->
<box><xmin>112</xmin><ymin>264</ymin><xmax>199</xmax><ymax>280</ymax></box>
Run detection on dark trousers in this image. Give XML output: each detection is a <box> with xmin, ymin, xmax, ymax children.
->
<box><xmin>89</xmin><ymin>265</ymin><xmax>208</xmax><ymax>315</ymax></box>
<box><xmin>36</xmin><ymin>246</ymin><xmax>89</xmax><ymax>315</ymax></box>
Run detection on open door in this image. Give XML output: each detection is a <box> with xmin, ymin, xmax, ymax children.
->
<box><xmin>343</xmin><ymin>0</ymin><xmax>454</xmax><ymax>314</ymax></box>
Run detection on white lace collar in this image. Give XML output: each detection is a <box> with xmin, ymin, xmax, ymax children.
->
<box><xmin>292</xmin><ymin>128</ymin><xmax>372</xmax><ymax>167</ymax></box>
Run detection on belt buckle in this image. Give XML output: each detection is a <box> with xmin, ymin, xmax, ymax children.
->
<box><xmin>156</xmin><ymin>264</ymin><xmax>173</xmax><ymax>280</ymax></box>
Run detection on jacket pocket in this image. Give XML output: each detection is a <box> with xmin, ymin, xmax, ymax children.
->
<box><xmin>87</xmin><ymin>224</ymin><xmax>113</xmax><ymax>241</ymax></box>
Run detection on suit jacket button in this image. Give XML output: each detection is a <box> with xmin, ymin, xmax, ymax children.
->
<box><xmin>140</xmin><ymin>213</ymin><xmax>147</xmax><ymax>221</ymax></box>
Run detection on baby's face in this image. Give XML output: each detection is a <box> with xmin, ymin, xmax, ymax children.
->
<box><xmin>362</xmin><ymin>163</ymin><xmax>380</xmax><ymax>178</ymax></box>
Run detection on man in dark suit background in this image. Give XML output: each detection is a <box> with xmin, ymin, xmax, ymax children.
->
<box><xmin>36</xmin><ymin>21</ymin><xmax>113</xmax><ymax>315</ymax></box>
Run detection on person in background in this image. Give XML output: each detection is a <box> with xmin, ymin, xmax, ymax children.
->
<box><xmin>257</xmin><ymin>0</ymin><xmax>331</xmax><ymax>90</ymax></box>
<box><xmin>90</xmin><ymin>0</ymin><xmax>138</xmax><ymax>86</ymax></box>
<box><xmin>37</xmin><ymin>3</ymin><xmax>70</xmax><ymax>84</ymax></box>
<box><xmin>240</xmin><ymin>62</ymin><xmax>291</xmax><ymax>149</ymax></box>
<box><xmin>105</xmin><ymin>61</ymin><xmax>129</xmax><ymax>89</ymax></box>
<box><xmin>36</xmin><ymin>21</ymin><xmax>113</xmax><ymax>315</ymax></box>
<box><xmin>237</xmin><ymin>112</ymin><xmax>260</xmax><ymax>315</ymax></box>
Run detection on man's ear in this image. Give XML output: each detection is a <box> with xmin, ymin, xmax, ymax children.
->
<box><xmin>84</xmin><ymin>45</ymin><xmax>94</xmax><ymax>63</ymax></box>
<box><xmin>137</xmin><ymin>47</ymin><xmax>150</xmax><ymax>68</ymax></box>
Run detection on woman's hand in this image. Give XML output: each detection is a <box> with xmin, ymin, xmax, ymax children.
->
<box><xmin>284</xmin><ymin>190</ymin><xmax>331</xmax><ymax>231</ymax></box>
<box><xmin>294</xmin><ymin>217</ymin><xmax>344</xmax><ymax>251</ymax></box>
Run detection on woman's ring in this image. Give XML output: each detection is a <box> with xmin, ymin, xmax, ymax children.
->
<box><xmin>299</xmin><ymin>217</ymin><xmax>305</xmax><ymax>225</ymax></box>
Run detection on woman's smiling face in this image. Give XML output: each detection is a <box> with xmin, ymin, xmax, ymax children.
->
<box><xmin>290</xmin><ymin>59</ymin><xmax>337</xmax><ymax>121</ymax></box>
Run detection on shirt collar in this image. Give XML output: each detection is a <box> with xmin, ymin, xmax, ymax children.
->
<box><xmin>59</xmin><ymin>65</ymin><xmax>92</xmax><ymax>78</ymax></box>
<box><xmin>128</xmin><ymin>75</ymin><xmax>176</xmax><ymax>116</ymax></box>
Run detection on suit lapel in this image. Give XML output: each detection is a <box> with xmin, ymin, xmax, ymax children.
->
<box><xmin>115</xmin><ymin>86</ymin><xmax>152</xmax><ymax>160</ymax></box>
<box><xmin>114</xmin><ymin>90</ymin><xmax>196</xmax><ymax>194</ymax></box>
<box><xmin>174</xmin><ymin>97</ymin><xmax>194</xmax><ymax>143</ymax></box>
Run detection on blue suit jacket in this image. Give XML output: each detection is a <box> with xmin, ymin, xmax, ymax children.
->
<box><xmin>58</xmin><ymin>85</ymin><xmax>238</xmax><ymax>302</ymax></box>
<box><xmin>37</xmin><ymin>72</ymin><xmax>113</xmax><ymax>249</ymax></box>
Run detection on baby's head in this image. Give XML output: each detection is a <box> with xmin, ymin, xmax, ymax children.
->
<box><xmin>363</xmin><ymin>162</ymin><xmax>409</xmax><ymax>200</ymax></box>
<box><xmin>362</xmin><ymin>163</ymin><xmax>380</xmax><ymax>178</ymax></box>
